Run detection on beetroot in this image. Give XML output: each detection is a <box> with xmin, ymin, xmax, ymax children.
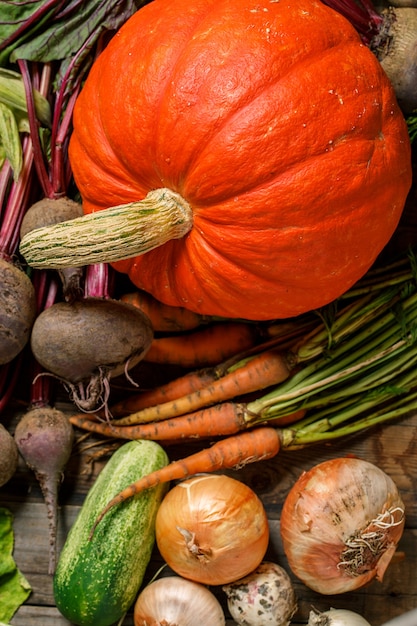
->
<box><xmin>14</xmin><ymin>407</ymin><xmax>74</xmax><ymax>575</ymax></box>
<box><xmin>20</xmin><ymin>197</ymin><xmax>84</xmax><ymax>238</ymax></box>
<box><xmin>0</xmin><ymin>423</ymin><xmax>19</xmax><ymax>487</ymax></box>
<box><xmin>30</xmin><ymin>297</ymin><xmax>154</xmax><ymax>412</ymax></box>
<box><xmin>0</xmin><ymin>258</ymin><xmax>36</xmax><ymax>365</ymax></box>
<box><xmin>20</xmin><ymin>196</ymin><xmax>85</xmax><ymax>302</ymax></box>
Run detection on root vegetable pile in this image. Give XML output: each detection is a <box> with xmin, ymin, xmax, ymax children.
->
<box><xmin>0</xmin><ymin>1</ymin><xmax>416</xmax><ymax>622</ymax></box>
<box><xmin>71</xmin><ymin>248</ymin><xmax>417</xmax><ymax>534</ymax></box>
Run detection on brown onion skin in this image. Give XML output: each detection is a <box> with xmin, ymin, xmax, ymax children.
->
<box><xmin>155</xmin><ymin>474</ymin><xmax>269</xmax><ymax>585</ymax></box>
<box><xmin>280</xmin><ymin>457</ymin><xmax>405</xmax><ymax>595</ymax></box>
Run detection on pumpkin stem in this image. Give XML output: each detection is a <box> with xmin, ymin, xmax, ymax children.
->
<box><xmin>19</xmin><ymin>188</ymin><xmax>193</xmax><ymax>268</ymax></box>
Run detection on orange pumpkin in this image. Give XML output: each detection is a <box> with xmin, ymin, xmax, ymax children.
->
<box><xmin>68</xmin><ymin>0</ymin><xmax>411</xmax><ymax>320</ymax></box>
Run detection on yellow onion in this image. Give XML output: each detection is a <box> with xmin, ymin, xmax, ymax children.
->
<box><xmin>155</xmin><ymin>473</ymin><xmax>269</xmax><ymax>585</ymax></box>
<box><xmin>280</xmin><ymin>457</ymin><xmax>405</xmax><ymax>594</ymax></box>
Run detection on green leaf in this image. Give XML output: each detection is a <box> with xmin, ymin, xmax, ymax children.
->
<box><xmin>0</xmin><ymin>507</ymin><xmax>31</xmax><ymax>623</ymax></box>
<box><xmin>0</xmin><ymin>102</ymin><xmax>22</xmax><ymax>179</ymax></box>
<box><xmin>406</xmin><ymin>115</ymin><xmax>417</xmax><ymax>143</ymax></box>
<box><xmin>0</xmin><ymin>145</ymin><xmax>6</xmax><ymax>170</ymax></box>
<box><xmin>0</xmin><ymin>1</ymin><xmax>59</xmax><ymax>66</ymax></box>
<box><xmin>0</xmin><ymin>69</ymin><xmax>51</xmax><ymax>127</ymax></box>
<box><xmin>0</xmin><ymin>0</ymin><xmax>147</xmax><ymax>66</ymax></box>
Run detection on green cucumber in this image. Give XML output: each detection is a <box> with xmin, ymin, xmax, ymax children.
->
<box><xmin>53</xmin><ymin>440</ymin><xmax>169</xmax><ymax>626</ymax></box>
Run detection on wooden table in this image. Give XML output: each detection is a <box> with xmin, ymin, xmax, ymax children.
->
<box><xmin>0</xmin><ymin>397</ymin><xmax>416</xmax><ymax>626</ymax></box>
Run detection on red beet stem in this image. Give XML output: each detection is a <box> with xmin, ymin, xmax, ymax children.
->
<box><xmin>322</xmin><ymin>0</ymin><xmax>383</xmax><ymax>43</ymax></box>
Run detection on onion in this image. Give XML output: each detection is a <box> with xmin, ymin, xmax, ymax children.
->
<box><xmin>308</xmin><ymin>608</ymin><xmax>372</xmax><ymax>626</ymax></box>
<box><xmin>222</xmin><ymin>561</ymin><xmax>297</xmax><ymax>626</ymax></box>
<box><xmin>155</xmin><ymin>474</ymin><xmax>269</xmax><ymax>585</ymax></box>
<box><xmin>133</xmin><ymin>575</ymin><xmax>225</xmax><ymax>625</ymax></box>
<box><xmin>380</xmin><ymin>609</ymin><xmax>417</xmax><ymax>626</ymax></box>
<box><xmin>280</xmin><ymin>457</ymin><xmax>405</xmax><ymax>594</ymax></box>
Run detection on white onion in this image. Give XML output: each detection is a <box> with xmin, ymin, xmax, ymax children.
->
<box><xmin>380</xmin><ymin>609</ymin><xmax>417</xmax><ymax>626</ymax></box>
<box><xmin>308</xmin><ymin>608</ymin><xmax>372</xmax><ymax>626</ymax></box>
<box><xmin>133</xmin><ymin>575</ymin><xmax>225</xmax><ymax>625</ymax></box>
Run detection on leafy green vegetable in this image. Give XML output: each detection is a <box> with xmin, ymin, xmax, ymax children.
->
<box><xmin>407</xmin><ymin>115</ymin><xmax>417</xmax><ymax>144</ymax></box>
<box><xmin>0</xmin><ymin>103</ymin><xmax>21</xmax><ymax>178</ymax></box>
<box><xmin>0</xmin><ymin>0</ymin><xmax>149</xmax><ymax>67</ymax></box>
<box><xmin>0</xmin><ymin>507</ymin><xmax>31</xmax><ymax>623</ymax></box>
<box><xmin>0</xmin><ymin>69</ymin><xmax>51</xmax><ymax>126</ymax></box>
<box><xmin>0</xmin><ymin>68</ymin><xmax>51</xmax><ymax>178</ymax></box>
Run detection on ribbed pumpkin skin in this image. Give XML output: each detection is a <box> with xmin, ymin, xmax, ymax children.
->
<box><xmin>69</xmin><ymin>0</ymin><xmax>412</xmax><ymax>320</ymax></box>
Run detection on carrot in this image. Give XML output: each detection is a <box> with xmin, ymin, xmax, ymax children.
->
<box><xmin>89</xmin><ymin>426</ymin><xmax>281</xmax><ymax>537</ymax></box>
<box><xmin>144</xmin><ymin>321</ymin><xmax>260</xmax><ymax>368</ymax></box>
<box><xmin>71</xmin><ymin>402</ymin><xmax>245</xmax><ymax>440</ymax></box>
<box><xmin>109</xmin><ymin>328</ymin><xmax>306</xmax><ymax>418</ymax></box>
<box><xmin>120</xmin><ymin>290</ymin><xmax>212</xmax><ymax>332</ymax></box>
<box><xmin>109</xmin><ymin>366</ymin><xmax>219</xmax><ymax>417</ymax></box>
<box><xmin>113</xmin><ymin>349</ymin><xmax>292</xmax><ymax>425</ymax></box>
<box><xmin>69</xmin><ymin>403</ymin><xmax>306</xmax><ymax>441</ymax></box>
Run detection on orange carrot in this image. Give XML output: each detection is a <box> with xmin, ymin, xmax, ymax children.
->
<box><xmin>71</xmin><ymin>402</ymin><xmax>246</xmax><ymax>440</ymax></box>
<box><xmin>89</xmin><ymin>426</ymin><xmax>281</xmax><ymax>537</ymax></box>
<box><xmin>144</xmin><ymin>321</ymin><xmax>260</xmax><ymax>368</ymax></box>
<box><xmin>109</xmin><ymin>366</ymin><xmax>218</xmax><ymax>417</ymax></box>
<box><xmin>109</xmin><ymin>333</ymin><xmax>299</xmax><ymax>418</ymax></box>
<box><xmin>69</xmin><ymin>403</ymin><xmax>306</xmax><ymax>441</ymax></box>
<box><xmin>113</xmin><ymin>349</ymin><xmax>292</xmax><ymax>425</ymax></box>
<box><xmin>120</xmin><ymin>290</ymin><xmax>212</xmax><ymax>332</ymax></box>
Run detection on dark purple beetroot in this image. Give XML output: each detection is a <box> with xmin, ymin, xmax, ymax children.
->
<box><xmin>0</xmin><ymin>423</ymin><xmax>19</xmax><ymax>487</ymax></box>
<box><xmin>30</xmin><ymin>297</ymin><xmax>154</xmax><ymax>411</ymax></box>
<box><xmin>0</xmin><ymin>259</ymin><xmax>36</xmax><ymax>365</ymax></box>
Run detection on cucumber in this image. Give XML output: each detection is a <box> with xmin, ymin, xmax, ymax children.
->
<box><xmin>53</xmin><ymin>439</ymin><xmax>169</xmax><ymax>626</ymax></box>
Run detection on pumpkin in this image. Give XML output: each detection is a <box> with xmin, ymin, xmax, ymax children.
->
<box><xmin>21</xmin><ymin>0</ymin><xmax>412</xmax><ymax>320</ymax></box>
